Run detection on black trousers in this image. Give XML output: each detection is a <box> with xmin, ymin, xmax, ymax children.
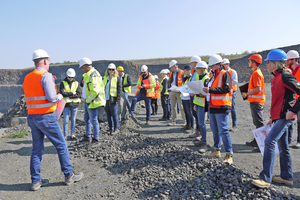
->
<box><xmin>190</xmin><ymin>96</ymin><xmax>198</xmax><ymax>129</ymax></box>
<box><xmin>151</xmin><ymin>98</ymin><xmax>158</xmax><ymax>114</ymax></box>
<box><xmin>161</xmin><ymin>95</ymin><xmax>170</xmax><ymax>119</ymax></box>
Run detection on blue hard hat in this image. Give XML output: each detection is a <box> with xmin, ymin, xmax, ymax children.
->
<box><xmin>184</xmin><ymin>64</ymin><xmax>192</xmax><ymax>70</ymax></box>
<box><xmin>265</xmin><ymin>49</ymin><xmax>287</xmax><ymax>61</ymax></box>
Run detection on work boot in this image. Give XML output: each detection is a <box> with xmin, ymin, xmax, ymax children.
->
<box><xmin>107</xmin><ymin>129</ymin><xmax>113</xmax><ymax>135</ymax></box>
<box><xmin>194</xmin><ymin>141</ymin><xmax>207</xmax><ymax>147</ymax></box>
<box><xmin>223</xmin><ymin>154</ymin><xmax>233</xmax><ymax>164</ymax></box>
<box><xmin>112</xmin><ymin>129</ymin><xmax>120</xmax><ymax>135</ymax></box>
<box><xmin>189</xmin><ymin>129</ymin><xmax>200</xmax><ymax>138</ymax></box>
<box><xmin>229</xmin><ymin>126</ymin><xmax>237</xmax><ymax>132</ymax></box>
<box><xmin>90</xmin><ymin>138</ymin><xmax>100</xmax><ymax>147</ymax></box>
<box><xmin>159</xmin><ymin>117</ymin><xmax>167</xmax><ymax>121</ymax></box>
<box><xmin>31</xmin><ymin>179</ymin><xmax>49</xmax><ymax>191</ymax></box>
<box><xmin>65</xmin><ymin>172</ymin><xmax>84</xmax><ymax>186</ymax></box>
<box><xmin>251</xmin><ymin>178</ymin><xmax>271</xmax><ymax>188</ymax></box>
<box><xmin>83</xmin><ymin>134</ymin><xmax>92</xmax><ymax>143</ymax></box>
<box><xmin>207</xmin><ymin>149</ymin><xmax>221</xmax><ymax>158</ymax></box>
<box><xmin>272</xmin><ymin>176</ymin><xmax>293</xmax><ymax>186</ymax></box>
<box><xmin>168</xmin><ymin>121</ymin><xmax>176</xmax><ymax>126</ymax></box>
<box><xmin>246</xmin><ymin>139</ymin><xmax>258</xmax><ymax>147</ymax></box>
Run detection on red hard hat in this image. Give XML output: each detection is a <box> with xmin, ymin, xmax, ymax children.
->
<box><xmin>248</xmin><ymin>54</ymin><xmax>262</xmax><ymax>64</ymax></box>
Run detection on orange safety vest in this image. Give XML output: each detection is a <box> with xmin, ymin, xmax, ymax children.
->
<box><xmin>168</xmin><ymin>69</ymin><xmax>184</xmax><ymax>87</ymax></box>
<box><xmin>152</xmin><ymin>82</ymin><xmax>161</xmax><ymax>99</ymax></box>
<box><xmin>23</xmin><ymin>70</ymin><xmax>57</xmax><ymax>115</ymax></box>
<box><xmin>228</xmin><ymin>69</ymin><xmax>237</xmax><ymax>92</ymax></box>
<box><xmin>293</xmin><ymin>64</ymin><xmax>300</xmax><ymax>99</ymax></box>
<box><xmin>210</xmin><ymin>70</ymin><xmax>232</xmax><ymax>107</ymax></box>
<box><xmin>248</xmin><ymin>68</ymin><xmax>265</xmax><ymax>105</ymax></box>
<box><xmin>136</xmin><ymin>73</ymin><xmax>155</xmax><ymax>97</ymax></box>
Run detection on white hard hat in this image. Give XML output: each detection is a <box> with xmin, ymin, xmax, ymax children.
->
<box><xmin>287</xmin><ymin>50</ymin><xmax>299</xmax><ymax>59</ymax></box>
<box><xmin>79</xmin><ymin>57</ymin><xmax>92</xmax><ymax>68</ymax></box>
<box><xmin>195</xmin><ymin>61</ymin><xmax>208</xmax><ymax>69</ymax></box>
<box><xmin>165</xmin><ymin>69</ymin><xmax>170</xmax><ymax>73</ymax></box>
<box><xmin>208</xmin><ymin>54</ymin><xmax>223</xmax><ymax>66</ymax></box>
<box><xmin>222</xmin><ymin>58</ymin><xmax>230</xmax><ymax>65</ymax></box>
<box><xmin>160</xmin><ymin>69</ymin><xmax>167</xmax><ymax>74</ymax></box>
<box><xmin>32</xmin><ymin>49</ymin><xmax>50</xmax><ymax>61</ymax></box>
<box><xmin>107</xmin><ymin>63</ymin><xmax>116</xmax><ymax>69</ymax></box>
<box><xmin>66</xmin><ymin>68</ymin><xmax>76</xmax><ymax>77</ymax></box>
<box><xmin>190</xmin><ymin>56</ymin><xmax>201</xmax><ymax>63</ymax></box>
<box><xmin>154</xmin><ymin>75</ymin><xmax>158</xmax><ymax>79</ymax></box>
<box><xmin>169</xmin><ymin>60</ymin><xmax>177</xmax><ymax>68</ymax></box>
<box><xmin>141</xmin><ymin>65</ymin><xmax>148</xmax><ymax>72</ymax></box>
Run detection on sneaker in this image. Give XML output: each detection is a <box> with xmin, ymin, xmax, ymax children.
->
<box><xmin>272</xmin><ymin>176</ymin><xmax>293</xmax><ymax>186</ymax></box>
<box><xmin>252</xmin><ymin>147</ymin><xmax>260</xmax><ymax>152</ymax></box>
<box><xmin>112</xmin><ymin>129</ymin><xmax>120</xmax><ymax>135</ymax></box>
<box><xmin>145</xmin><ymin>120</ymin><xmax>150</xmax><ymax>125</ymax></box>
<box><xmin>168</xmin><ymin>121</ymin><xmax>176</xmax><ymax>126</ymax></box>
<box><xmin>107</xmin><ymin>129</ymin><xmax>113</xmax><ymax>135</ymax></box>
<box><xmin>31</xmin><ymin>179</ymin><xmax>49</xmax><ymax>191</ymax></box>
<box><xmin>207</xmin><ymin>148</ymin><xmax>221</xmax><ymax>158</ymax></box>
<box><xmin>194</xmin><ymin>136</ymin><xmax>202</xmax><ymax>141</ymax></box>
<box><xmin>194</xmin><ymin>141</ymin><xmax>207</xmax><ymax>147</ymax></box>
<box><xmin>246</xmin><ymin>139</ymin><xmax>258</xmax><ymax>147</ymax></box>
<box><xmin>70</xmin><ymin>135</ymin><xmax>77</xmax><ymax>140</ymax></box>
<box><xmin>83</xmin><ymin>134</ymin><xmax>92</xmax><ymax>143</ymax></box>
<box><xmin>65</xmin><ymin>172</ymin><xmax>84</xmax><ymax>186</ymax></box>
<box><xmin>223</xmin><ymin>153</ymin><xmax>233</xmax><ymax>164</ymax></box>
<box><xmin>294</xmin><ymin>142</ymin><xmax>300</xmax><ymax>149</ymax></box>
<box><xmin>251</xmin><ymin>178</ymin><xmax>271</xmax><ymax>188</ymax></box>
<box><xmin>229</xmin><ymin>126</ymin><xmax>237</xmax><ymax>132</ymax></box>
<box><xmin>90</xmin><ymin>138</ymin><xmax>100</xmax><ymax>147</ymax></box>
<box><xmin>159</xmin><ymin>118</ymin><xmax>167</xmax><ymax>121</ymax></box>
<box><xmin>64</xmin><ymin>136</ymin><xmax>67</xmax><ymax>140</ymax></box>
<box><xmin>189</xmin><ymin>130</ymin><xmax>200</xmax><ymax>138</ymax></box>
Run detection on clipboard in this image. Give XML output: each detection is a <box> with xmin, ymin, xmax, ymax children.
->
<box><xmin>239</xmin><ymin>83</ymin><xmax>249</xmax><ymax>100</ymax></box>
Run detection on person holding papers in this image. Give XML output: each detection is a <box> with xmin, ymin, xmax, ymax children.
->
<box><xmin>192</xmin><ymin>61</ymin><xmax>209</xmax><ymax>147</ymax></box>
<box><xmin>181</xmin><ymin>65</ymin><xmax>194</xmax><ymax>131</ymax></box>
<box><xmin>252</xmin><ymin>49</ymin><xmax>300</xmax><ymax>189</ymax></box>
<box><xmin>158</xmin><ymin>69</ymin><xmax>170</xmax><ymax>121</ymax></box>
<box><xmin>203</xmin><ymin>54</ymin><xmax>233</xmax><ymax>164</ymax></box>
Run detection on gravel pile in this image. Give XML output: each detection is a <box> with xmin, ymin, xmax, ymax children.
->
<box><xmin>68</xmin><ymin>117</ymin><xmax>298</xmax><ymax>200</ymax></box>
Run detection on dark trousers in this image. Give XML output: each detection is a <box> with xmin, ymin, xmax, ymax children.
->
<box><xmin>182</xmin><ymin>99</ymin><xmax>194</xmax><ymax>127</ymax></box>
<box><xmin>161</xmin><ymin>95</ymin><xmax>170</xmax><ymax>119</ymax></box>
<box><xmin>190</xmin><ymin>96</ymin><xmax>198</xmax><ymax>130</ymax></box>
<box><xmin>151</xmin><ymin>98</ymin><xmax>158</xmax><ymax>114</ymax></box>
<box><xmin>250</xmin><ymin>102</ymin><xmax>264</xmax><ymax>129</ymax></box>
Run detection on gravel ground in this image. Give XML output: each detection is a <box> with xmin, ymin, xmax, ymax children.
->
<box><xmin>0</xmin><ymin>83</ymin><xmax>300</xmax><ymax>200</ymax></box>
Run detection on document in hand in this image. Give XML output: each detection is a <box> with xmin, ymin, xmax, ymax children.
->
<box><xmin>177</xmin><ymin>86</ymin><xmax>193</xmax><ymax>97</ymax></box>
<box><xmin>168</xmin><ymin>85</ymin><xmax>180</xmax><ymax>92</ymax></box>
<box><xmin>239</xmin><ymin>83</ymin><xmax>249</xmax><ymax>100</ymax></box>
<box><xmin>252</xmin><ymin>125</ymin><xmax>279</xmax><ymax>156</ymax></box>
<box><xmin>54</xmin><ymin>99</ymin><xmax>66</xmax><ymax>121</ymax></box>
<box><xmin>186</xmin><ymin>81</ymin><xmax>208</xmax><ymax>96</ymax></box>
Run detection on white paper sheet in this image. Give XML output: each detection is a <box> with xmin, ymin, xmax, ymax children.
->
<box><xmin>252</xmin><ymin>125</ymin><xmax>279</xmax><ymax>156</ymax></box>
<box><xmin>168</xmin><ymin>85</ymin><xmax>180</xmax><ymax>92</ymax></box>
<box><xmin>177</xmin><ymin>86</ymin><xmax>193</xmax><ymax>97</ymax></box>
<box><xmin>54</xmin><ymin>99</ymin><xmax>66</xmax><ymax>121</ymax></box>
<box><xmin>186</xmin><ymin>81</ymin><xmax>208</xmax><ymax>96</ymax></box>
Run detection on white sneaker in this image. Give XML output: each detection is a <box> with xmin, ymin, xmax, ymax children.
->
<box><xmin>294</xmin><ymin>142</ymin><xmax>300</xmax><ymax>149</ymax></box>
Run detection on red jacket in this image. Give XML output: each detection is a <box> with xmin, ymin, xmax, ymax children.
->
<box><xmin>271</xmin><ymin>68</ymin><xmax>300</xmax><ymax>120</ymax></box>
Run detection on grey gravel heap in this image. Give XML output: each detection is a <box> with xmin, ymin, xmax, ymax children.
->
<box><xmin>69</xmin><ymin>117</ymin><xmax>299</xmax><ymax>200</ymax></box>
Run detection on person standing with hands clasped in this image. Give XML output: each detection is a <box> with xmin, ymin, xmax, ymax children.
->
<box><xmin>23</xmin><ymin>49</ymin><xmax>83</xmax><ymax>191</ymax></box>
<box><xmin>252</xmin><ymin>49</ymin><xmax>300</xmax><ymax>188</ymax></box>
<box><xmin>60</xmin><ymin>68</ymin><xmax>81</xmax><ymax>140</ymax></box>
<box><xmin>103</xmin><ymin>63</ymin><xmax>122</xmax><ymax>135</ymax></box>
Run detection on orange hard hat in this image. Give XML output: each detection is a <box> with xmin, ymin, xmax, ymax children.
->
<box><xmin>248</xmin><ymin>54</ymin><xmax>262</xmax><ymax>64</ymax></box>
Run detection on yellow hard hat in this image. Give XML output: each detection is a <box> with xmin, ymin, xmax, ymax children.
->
<box><xmin>117</xmin><ymin>66</ymin><xmax>124</xmax><ymax>71</ymax></box>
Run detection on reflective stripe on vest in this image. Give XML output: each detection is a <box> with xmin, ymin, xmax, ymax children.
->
<box><xmin>193</xmin><ymin>74</ymin><xmax>208</xmax><ymax>107</ymax></box>
<box><xmin>23</xmin><ymin>70</ymin><xmax>57</xmax><ymax>115</ymax></box>
<box><xmin>123</xmin><ymin>74</ymin><xmax>131</xmax><ymax>93</ymax></box>
<box><xmin>153</xmin><ymin>82</ymin><xmax>161</xmax><ymax>99</ymax></box>
<box><xmin>210</xmin><ymin>70</ymin><xmax>232</xmax><ymax>107</ymax></box>
<box><xmin>137</xmin><ymin>73</ymin><xmax>155</xmax><ymax>97</ymax></box>
<box><xmin>159</xmin><ymin>77</ymin><xmax>169</xmax><ymax>95</ymax></box>
<box><xmin>247</xmin><ymin>68</ymin><xmax>265</xmax><ymax>104</ymax></box>
<box><xmin>62</xmin><ymin>81</ymin><xmax>81</xmax><ymax>103</ymax></box>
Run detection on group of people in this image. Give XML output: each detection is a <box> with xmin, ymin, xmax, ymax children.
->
<box><xmin>23</xmin><ymin>48</ymin><xmax>300</xmax><ymax>191</ymax></box>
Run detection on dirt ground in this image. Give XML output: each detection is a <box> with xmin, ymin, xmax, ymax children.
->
<box><xmin>0</xmin><ymin>83</ymin><xmax>300</xmax><ymax>200</ymax></box>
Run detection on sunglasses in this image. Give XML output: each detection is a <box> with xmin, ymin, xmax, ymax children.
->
<box><xmin>108</xmin><ymin>69</ymin><xmax>115</xmax><ymax>71</ymax></box>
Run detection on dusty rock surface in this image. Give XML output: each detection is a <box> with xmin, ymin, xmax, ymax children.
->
<box><xmin>0</xmin><ymin>83</ymin><xmax>300</xmax><ymax>200</ymax></box>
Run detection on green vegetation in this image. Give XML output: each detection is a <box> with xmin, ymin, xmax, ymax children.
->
<box><xmin>9</xmin><ymin>132</ymin><xmax>29</xmax><ymax>138</ymax></box>
<box><xmin>50</xmin><ymin>61</ymin><xmax>78</xmax><ymax>66</ymax></box>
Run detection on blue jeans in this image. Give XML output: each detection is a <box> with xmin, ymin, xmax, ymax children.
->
<box><xmin>63</xmin><ymin>107</ymin><xmax>78</xmax><ymax>137</ymax></box>
<box><xmin>130</xmin><ymin>92</ymin><xmax>152</xmax><ymax>120</ymax></box>
<box><xmin>121</xmin><ymin>92</ymin><xmax>131</xmax><ymax>118</ymax></box>
<box><xmin>259</xmin><ymin>119</ymin><xmax>293</xmax><ymax>183</ymax></box>
<box><xmin>105</xmin><ymin>102</ymin><xmax>119</xmax><ymax>130</ymax></box>
<box><xmin>231</xmin><ymin>91</ymin><xmax>237</xmax><ymax>127</ymax></box>
<box><xmin>196</xmin><ymin>105</ymin><xmax>206</xmax><ymax>142</ymax></box>
<box><xmin>182</xmin><ymin>100</ymin><xmax>194</xmax><ymax>128</ymax></box>
<box><xmin>84</xmin><ymin>102</ymin><xmax>100</xmax><ymax>141</ymax></box>
<box><xmin>27</xmin><ymin>112</ymin><xmax>73</xmax><ymax>183</ymax></box>
<box><xmin>209</xmin><ymin>111</ymin><xmax>233</xmax><ymax>154</ymax></box>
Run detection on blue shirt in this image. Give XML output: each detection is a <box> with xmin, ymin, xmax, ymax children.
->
<box><xmin>105</xmin><ymin>77</ymin><xmax>111</xmax><ymax>100</ymax></box>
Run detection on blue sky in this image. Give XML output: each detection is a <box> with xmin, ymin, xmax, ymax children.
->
<box><xmin>1</xmin><ymin>0</ymin><xmax>300</xmax><ymax>69</ymax></box>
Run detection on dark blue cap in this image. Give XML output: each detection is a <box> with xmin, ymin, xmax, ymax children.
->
<box><xmin>184</xmin><ymin>65</ymin><xmax>192</xmax><ymax>70</ymax></box>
